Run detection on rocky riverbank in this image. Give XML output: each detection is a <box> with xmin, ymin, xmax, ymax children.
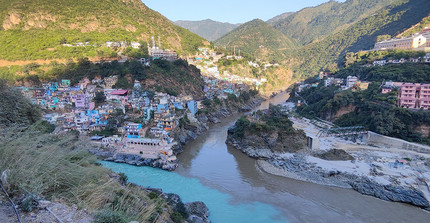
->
<box><xmin>146</xmin><ymin>188</ymin><xmax>210</xmax><ymax>223</ymax></box>
<box><xmin>90</xmin><ymin>150</ymin><xmax>179</xmax><ymax>171</ymax></box>
<box><xmin>227</xmin><ymin>112</ymin><xmax>430</xmax><ymax>210</ymax></box>
<box><xmin>258</xmin><ymin>158</ymin><xmax>430</xmax><ymax>209</ymax></box>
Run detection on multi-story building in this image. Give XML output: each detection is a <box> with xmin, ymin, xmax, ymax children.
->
<box><xmin>398</xmin><ymin>83</ymin><xmax>418</xmax><ymax>108</ymax></box>
<box><xmin>374</xmin><ymin>34</ymin><xmax>427</xmax><ymax>51</ymax></box>
<box><xmin>125</xmin><ymin>123</ymin><xmax>142</xmax><ymax>139</ymax></box>
<box><xmin>418</xmin><ymin>84</ymin><xmax>430</xmax><ymax>109</ymax></box>
<box><xmin>397</xmin><ymin>83</ymin><xmax>430</xmax><ymax>109</ymax></box>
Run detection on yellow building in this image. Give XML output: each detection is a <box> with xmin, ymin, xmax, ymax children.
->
<box><xmin>374</xmin><ymin>35</ymin><xmax>426</xmax><ymax>51</ymax></box>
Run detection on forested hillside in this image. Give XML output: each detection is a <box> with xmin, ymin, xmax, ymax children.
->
<box><xmin>291</xmin><ymin>0</ymin><xmax>430</xmax><ymax>78</ymax></box>
<box><xmin>398</xmin><ymin>16</ymin><xmax>430</xmax><ymax>37</ymax></box>
<box><xmin>0</xmin><ymin>0</ymin><xmax>205</xmax><ymax>61</ymax></box>
<box><xmin>215</xmin><ymin>19</ymin><xmax>297</xmax><ymax>61</ymax></box>
<box><xmin>272</xmin><ymin>0</ymin><xmax>394</xmax><ymax>45</ymax></box>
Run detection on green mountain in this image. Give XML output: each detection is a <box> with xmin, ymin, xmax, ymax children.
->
<box><xmin>215</xmin><ymin>19</ymin><xmax>297</xmax><ymax>61</ymax></box>
<box><xmin>293</xmin><ymin>0</ymin><xmax>430</xmax><ymax>78</ymax></box>
<box><xmin>273</xmin><ymin>0</ymin><xmax>395</xmax><ymax>45</ymax></box>
<box><xmin>175</xmin><ymin>19</ymin><xmax>240</xmax><ymax>41</ymax></box>
<box><xmin>0</xmin><ymin>0</ymin><xmax>205</xmax><ymax>61</ymax></box>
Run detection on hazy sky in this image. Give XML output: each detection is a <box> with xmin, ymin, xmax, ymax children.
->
<box><xmin>142</xmin><ymin>0</ymin><xmax>345</xmax><ymax>24</ymax></box>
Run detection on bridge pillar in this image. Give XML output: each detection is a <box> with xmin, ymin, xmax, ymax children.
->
<box><xmin>307</xmin><ymin>136</ymin><xmax>320</xmax><ymax>150</ymax></box>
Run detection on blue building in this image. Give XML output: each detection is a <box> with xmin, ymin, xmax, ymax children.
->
<box><xmin>173</xmin><ymin>102</ymin><xmax>183</xmax><ymax>110</ymax></box>
<box><xmin>157</xmin><ymin>103</ymin><xmax>169</xmax><ymax>111</ymax></box>
<box><xmin>126</xmin><ymin>123</ymin><xmax>142</xmax><ymax>139</ymax></box>
<box><xmin>187</xmin><ymin>100</ymin><xmax>198</xmax><ymax>115</ymax></box>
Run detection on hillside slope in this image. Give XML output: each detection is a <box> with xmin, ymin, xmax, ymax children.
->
<box><xmin>215</xmin><ymin>19</ymin><xmax>297</xmax><ymax>61</ymax></box>
<box><xmin>266</xmin><ymin>12</ymin><xmax>294</xmax><ymax>25</ymax></box>
<box><xmin>175</xmin><ymin>19</ymin><xmax>240</xmax><ymax>41</ymax></box>
<box><xmin>398</xmin><ymin>15</ymin><xmax>430</xmax><ymax>37</ymax></box>
<box><xmin>292</xmin><ymin>0</ymin><xmax>430</xmax><ymax>78</ymax></box>
<box><xmin>0</xmin><ymin>0</ymin><xmax>205</xmax><ymax>61</ymax></box>
<box><xmin>273</xmin><ymin>0</ymin><xmax>395</xmax><ymax>45</ymax></box>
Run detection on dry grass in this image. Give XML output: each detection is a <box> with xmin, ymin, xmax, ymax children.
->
<box><xmin>0</xmin><ymin>121</ymin><xmax>171</xmax><ymax>222</ymax></box>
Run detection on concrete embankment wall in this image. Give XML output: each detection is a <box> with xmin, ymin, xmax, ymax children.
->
<box><xmin>366</xmin><ymin>131</ymin><xmax>430</xmax><ymax>154</ymax></box>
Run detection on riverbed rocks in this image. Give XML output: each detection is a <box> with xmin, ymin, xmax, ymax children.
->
<box><xmin>350</xmin><ymin>178</ymin><xmax>430</xmax><ymax>208</ymax></box>
<box><xmin>258</xmin><ymin>155</ymin><xmax>430</xmax><ymax>209</ymax></box>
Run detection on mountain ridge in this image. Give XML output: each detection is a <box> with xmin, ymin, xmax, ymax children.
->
<box><xmin>272</xmin><ymin>0</ymin><xmax>395</xmax><ymax>45</ymax></box>
<box><xmin>215</xmin><ymin>19</ymin><xmax>297</xmax><ymax>61</ymax></box>
<box><xmin>175</xmin><ymin>19</ymin><xmax>240</xmax><ymax>41</ymax></box>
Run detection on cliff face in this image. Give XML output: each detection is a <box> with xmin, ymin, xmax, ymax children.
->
<box><xmin>227</xmin><ymin>129</ymin><xmax>307</xmax><ymax>158</ymax></box>
<box><xmin>226</xmin><ymin>106</ymin><xmax>308</xmax><ymax>158</ymax></box>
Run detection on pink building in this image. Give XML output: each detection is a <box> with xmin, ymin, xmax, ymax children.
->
<box><xmin>418</xmin><ymin>84</ymin><xmax>430</xmax><ymax>109</ymax></box>
<box><xmin>398</xmin><ymin>83</ymin><xmax>430</xmax><ymax>109</ymax></box>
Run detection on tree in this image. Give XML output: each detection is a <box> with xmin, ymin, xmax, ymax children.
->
<box><xmin>113</xmin><ymin>77</ymin><xmax>131</xmax><ymax>89</ymax></box>
<box><xmin>376</xmin><ymin>35</ymin><xmax>391</xmax><ymax>42</ymax></box>
<box><xmin>93</xmin><ymin>91</ymin><xmax>106</xmax><ymax>105</ymax></box>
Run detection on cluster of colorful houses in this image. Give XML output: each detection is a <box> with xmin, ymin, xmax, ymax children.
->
<box><xmin>14</xmin><ymin>75</ymin><xmax>205</xmax><ymax>163</ymax></box>
<box><xmin>371</xmin><ymin>53</ymin><xmax>430</xmax><ymax>66</ymax></box>
<box><xmin>382</xmin><ymin>81</ymin><xmax>430</xmax><ymax>109</ymax></box>
<box><xmin>298</xmin><ymin>75</ymin><xmax>369</xmax><ymax>92</ymax></box>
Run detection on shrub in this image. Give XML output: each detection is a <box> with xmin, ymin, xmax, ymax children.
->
<box><xmin>20</xmin><ymin>195</ymin><xmax>38</xmax><ymax>212</ymax></box>
<box><xmin>170</xmin><ymin>212</ymin><xmax>184</xmax><ymax>223</ymax></box>
<box><xmin>118</xmin><ymin>173</ymin><xmax>128</xmax><ymax>185</ymax></box>
<box><xmin>148</xmin><ymin>192</ymin><xmax>158</xmax><ymax>200</ymax></box>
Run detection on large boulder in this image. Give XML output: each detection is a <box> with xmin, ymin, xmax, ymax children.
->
<box><xmin>185</xmin><ymin>201</ymin><xmax>210</xmax><ymax>223</ymax></box>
